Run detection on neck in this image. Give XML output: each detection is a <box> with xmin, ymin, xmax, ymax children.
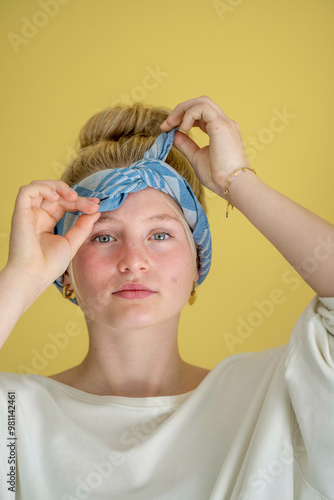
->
<box><xmin>72</xmin><ymin>313</ymin><xmax>193</xmax><ymax>397</ymax></box>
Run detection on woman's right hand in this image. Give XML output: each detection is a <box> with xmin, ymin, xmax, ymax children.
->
<box><xmin>7</xmin><ymin>180</ymin><xmax>101</xmax><ymax>292</ymax></box>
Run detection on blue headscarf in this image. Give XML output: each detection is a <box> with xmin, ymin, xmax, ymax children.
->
<box><xmin>53</xmin><ymin>127</ymin><xmax>212</xmax><ymax>304</ymax></box>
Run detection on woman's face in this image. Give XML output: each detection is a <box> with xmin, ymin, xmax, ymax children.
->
<box><xmin>69</xmin><ymin>187</ymin><xmax>199</xmax><ymax>329</ymax></box>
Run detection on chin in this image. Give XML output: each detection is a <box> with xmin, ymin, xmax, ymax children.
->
<box><xmin>102</xmin><ymin>306</ymin><xmax>181</xmax><ymax>331</ymax></box>
<box><xmin>80</xmin><ymin>294</ymin><xmax>186</xmax><ymax>329</ymax></box>
<box><xmin>87</xmin><ymin>307</ymin><xmax>161</xmax><ymax>330</ymax></box>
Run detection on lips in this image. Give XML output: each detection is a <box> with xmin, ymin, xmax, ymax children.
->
<box><xmin>113</xmin><ymin>283</ymin><xmax>156</xmax><ymax>300</ymax></box>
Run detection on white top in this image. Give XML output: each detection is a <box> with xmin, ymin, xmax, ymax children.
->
<box><xmin>1</xmin><ymin>294</ymin><xmax>334</xmax><ymax>500</ymax></box>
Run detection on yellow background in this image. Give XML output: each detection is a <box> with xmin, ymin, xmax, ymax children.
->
<box><xmin>0</xmin><ymin>0</ymin><xmax>333</xmax><ymax>376</ymax></box>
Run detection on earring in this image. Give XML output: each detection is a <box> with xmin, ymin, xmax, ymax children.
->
<box><xmin>187</xmin><ymin>281</ymin><xmax>197</xmax><ymax>306</ymax></box>
<box><xmin>62</xmin><ymin>285</ymin><xmax>76</xmax><ymax>300</ymax></box>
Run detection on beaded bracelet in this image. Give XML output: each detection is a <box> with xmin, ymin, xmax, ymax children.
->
<box><xmin>223</xmin><ymin>167</ymin><xmax>257</xmax><ymax>218</ymax></box>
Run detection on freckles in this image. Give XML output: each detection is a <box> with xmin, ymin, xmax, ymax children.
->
<box><xmin>170</xmin><ymin>276</ymin><xmax>178</xmax><ymax>285</ymax></box>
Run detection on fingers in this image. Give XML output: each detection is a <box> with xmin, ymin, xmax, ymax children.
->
<box><xmin>160</xmin><ymin>96</ymin><xmax>229</xmax><ymax>131</ymax></box>
<box><xmin>63</xmin><ymin>212</ymin><xmax>101</xmax><ymax>257</ymax></box>
<box><xmin>40</xmin><ymin>196</ymin><xmax>100</xmax><ymax>220</ymax></box>
<box><xmin>172</xmin><ymin>131</ymin><xmax>200</xmax><ymax>164</ymax></box>
<box><xmin>15</xmin><ymin>180</ymin><xmax>100</xmax><ymax>224</ymax></box>
<box><xmin>16</xmin><ymin>180</ymin><xmax>78</xmax><ymax>211</ymax></box>
<box><xmin>177</xmin><ymin>103</ymin><xmax>221</xmax><ymax>134</ymax></box>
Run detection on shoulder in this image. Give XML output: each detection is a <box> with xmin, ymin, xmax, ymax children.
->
<box><xmin>47</xmin><ymin>364</ymin><xmax>85</xmax><ymax>390</ymax></box>
<box><xmin>0</xmin><ymin>371</ymin><xmax>66</xmax><ymax>396</ymax></box>
<box><xmin>182</xmin><ymin>364</ymin><xmax>211</xmax><ymax>392</ymax></box>
<box><xmin>0</xmin><ymin>371</ymin><xmax>31</xmax><ymax>386</ymax></box>
<box><xmin>0</xmin><ymin>372</ymin><xmax>44</xmax><ymax>402</ymax></box>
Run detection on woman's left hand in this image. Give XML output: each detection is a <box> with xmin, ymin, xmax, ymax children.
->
<box><xmin>160</xmin><ymin>96</ymin><xmax>251</xmax><ymax>199</ymax></box>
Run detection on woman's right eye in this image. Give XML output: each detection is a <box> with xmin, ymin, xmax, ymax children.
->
<box><xmin>93</xmin><ymin>234</ymin><xmax>115</xmax><ymax>244</ymax></box>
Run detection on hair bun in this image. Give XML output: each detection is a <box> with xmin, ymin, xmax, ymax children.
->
<box><xmin>61</xmin><ymin>101</ymin><xmax>207</xmax><ymax>213</ymax></box>
<box><xmin>79</xmin><ymin>102</ymin><xmax>172</xmax><ymax>150</ymax></box>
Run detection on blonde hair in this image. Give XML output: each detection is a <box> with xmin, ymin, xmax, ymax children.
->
<box><xmin>60</xmin><ymin>102</ymin><xmax>207</xmax><ymax>212</ymax></box>
<box><xmin>61</xmin><ymin>101</ymin><xmax>206</xmax><ymax>297</ymax></box>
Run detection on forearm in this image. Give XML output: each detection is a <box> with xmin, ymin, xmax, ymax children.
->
<box><xmin>0</xmin><ymin>266</ymin><xmax>42</xmax><ymax>350</ymax></box>
<box><xmin>227</xmin><ymin>170</ymin><xmax>334</xmax><ymax>297</ymax></box>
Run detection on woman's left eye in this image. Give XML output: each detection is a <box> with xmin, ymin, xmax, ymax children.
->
<box><xmin>151</xmin><ymin>232</ymin><xmax>171</xmax><ymax>241</ymax></box>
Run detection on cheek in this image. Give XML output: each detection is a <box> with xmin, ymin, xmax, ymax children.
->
<box><xmin>72</xmin><ymin>250</ymin><xmax>114</xmax><ymax>315</ymax></box>
<box><xmin>162</xmin><ymin>247</ymin><xmax>190</xmax><ymax>268</ymax></box>
<box><xmin>73</xmin><ymin>248</ymin><xmax>109</xmax><ymax>287</ymax></box>
<box><xmin>169</xmin><ymin>275</ymin><xmax>189</xmax><ymax>300</ymax></box>
<box><xmin>166</xmin><ymin>251</ymin><xmax>195</xmax><ymax>289</ymax></box>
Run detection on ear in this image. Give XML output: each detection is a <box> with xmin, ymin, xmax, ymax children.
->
<box><xmin>62</xmin><ymin>269</ymin><xmax>72</xmax><ymax>288</ymax></box>
<box><xmin>194</xmin><ymin>267</ymin><xmax>200</xmax><ymax>283</ymax></box>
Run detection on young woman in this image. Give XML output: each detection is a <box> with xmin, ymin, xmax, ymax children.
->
<box><xmin>0</xmin><ymin>96</ymin><xmax>333</xmax><ymax>499</ymax></box>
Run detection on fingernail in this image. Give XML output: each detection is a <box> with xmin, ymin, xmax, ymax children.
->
<box><xmin>88</xmin><ymin>198</ymin><xmax>100</xmax><ymax>205</ymax></box>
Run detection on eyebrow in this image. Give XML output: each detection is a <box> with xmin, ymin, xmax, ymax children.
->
<box><xmin>94</xmin><ymin>213</ymin><xmax>182</xmax><ymax>225</ymax></box>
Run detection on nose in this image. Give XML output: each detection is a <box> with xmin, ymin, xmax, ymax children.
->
<box><xmin>117</xmin><ymin>241</ymin><xmax>149</xmax><ymax>274</ymax></box>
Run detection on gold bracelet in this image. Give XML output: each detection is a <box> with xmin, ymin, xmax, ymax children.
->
<box><xmin>223</xmin><ymin>167</ymin><xmax>257</xmax><ymax>218</ymax></box>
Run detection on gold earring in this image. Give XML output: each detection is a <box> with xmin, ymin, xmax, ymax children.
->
<box><xmin>187</xmin><ymin>282</ymin><xmax>197</xmax><ymax>306</ymax></box>
<box><xmin>62</xmin><ymin>285</ymin><xmax>76</xmax><ymax>300</ymax></box>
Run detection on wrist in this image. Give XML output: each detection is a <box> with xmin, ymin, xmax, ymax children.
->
<box><xmin>223</xmin><ymin>167</ymin><xmax>258</xmax><ymax>217</ymax></box>
<box><xmin>1</xmin><ymin>264</ymin><xmax>45</xmax><ymax>314</ymax></box>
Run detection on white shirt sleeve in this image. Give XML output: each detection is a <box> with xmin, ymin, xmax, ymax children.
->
<box><xmin>284</xmin><ymin>295</ymin><xmax>334</xmax><ymax>498</ymax></box>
